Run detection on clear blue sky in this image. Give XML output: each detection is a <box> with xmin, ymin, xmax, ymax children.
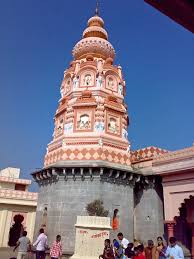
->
<box><xmin>0</xmin><ymin>0</ymin><xmax>194</xmax><ymax>182</ymax></box>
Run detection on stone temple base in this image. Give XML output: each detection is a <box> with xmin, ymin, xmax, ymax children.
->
<box><xmin>33</xmin><ymin>164</ymin><xmax>164</xmax><ymax>252</ymax></box>
<box><xmin>33</xmin><ymin>165</ymin><xmax>134</xmax><ymax>252</ymax></box>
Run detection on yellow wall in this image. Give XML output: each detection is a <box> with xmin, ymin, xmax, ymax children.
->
<box><xmin>0</xmin><ymin>208</ymin><xmax>12</xmax><ymax>247</ymax></box>
<box><xmin>0</xmin><ymin>209</ymin><xmax>8</xmax><ymax>246</ymax></box>
<box><xmin>26</xmin><ymin>211</ymin><xmax>36</xmax><ymax>242</ymax></box>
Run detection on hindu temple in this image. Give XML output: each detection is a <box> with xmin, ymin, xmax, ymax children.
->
<box><xmin>32</xmin><ymin>6</ymin><xmax>194</xmax><ymax>257</ymax></box>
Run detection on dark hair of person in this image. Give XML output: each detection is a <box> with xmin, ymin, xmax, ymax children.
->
<box><xmin>128</xmin><ymin>243</ymin><xmax>134</xmax><ymax>248</ymax></box>
<box><xmin>113</xmin><ymin>209</ymin><xmax>119</xmax><ymax>218</ymax></box>
<box><xmin>134</xmin><ymin>247</ymin><xmax>139</xmax><ymax>253</ymax></box>
<box><xmin>137</xmin><ymin>244</ymin><xmax>144</xmax><ymax>252</ymax></box>
<box><xmin>105</xmin><ymin>239</ymin><xmax>111</xmax><ymax>244</ymax></box>
<box><xmin>157</xmin><ymin>236</ymin><xmax>164</xmax><ymax>246</ymax></box>
<box><xmin>117</xmin><ymin>232</ymin><xmax>123</xmax><ymax>237</ymax></box>
<box><xmin>148</xmin><ymin>240</ymin><xmax>154</xmax><ymax>246</ymax></box>
<box><xmin>39</xmin><ymin>228</ymin><xmax>44</xmax><ymax>233</ymax></box>
<box><xmin>169</xmin><ymin>237</ymin><xmax>176</xmax><ymax>243</ymax></box>
<box><xmin>23</xmin><ymin>231</ymin><xmax>27</xmax><ymax>236</ymax></box>
<box><xmin>56</xmin><ymin>235</ymin><xmax>61</xmax><ymax>239</ymax></box>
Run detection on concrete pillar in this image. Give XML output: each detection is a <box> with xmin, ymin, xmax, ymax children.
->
<box><xmin>70</xmin><ymin>216</ymin><xmax>111</xmax><ymax>259</ymax></box>
<box><xmin>0</xmin><ymin>210</ymin><xmax>8</xmax><ymax>247</ymax></box>
<box><xmin>2</xmin><ymin>210</ymin><xmax>12</xmax><ymax>247</ymax></box>
<box><xmin>26</xmin><ymin>211</ymin><xmax>36</xmax><ymax>242</ymax></box>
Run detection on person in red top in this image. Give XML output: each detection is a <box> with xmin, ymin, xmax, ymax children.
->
<box><xmin>50</xmin><ymin>235</ymin><xmax>62</xmax><ymax>259</ymax></box>
<box><xmin>134</xmin><ymin>245</ymin><xmax>146</xmax><ymax>259</ymax></box>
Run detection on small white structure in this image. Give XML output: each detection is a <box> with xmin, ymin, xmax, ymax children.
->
<box><xmin>71</xmin><ymin>216</ymin><xmax>112</xmax><ymax>259</ymax></box>
<box><xmin>0</xmin><ymin>167</ymin><xmax>37</xmax><ymax>247</ymax></box>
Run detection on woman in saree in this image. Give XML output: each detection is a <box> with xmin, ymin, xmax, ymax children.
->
<box><xmin>156</xmin><ymin>236</ymin><xmax>167</xmax><ymax>259</ymax></box>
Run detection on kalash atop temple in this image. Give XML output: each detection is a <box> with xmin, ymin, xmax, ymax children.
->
<box><xmin>32</xmin><ymin>6</ymin><xmax>194</xmax><ymax>256</ymax></box>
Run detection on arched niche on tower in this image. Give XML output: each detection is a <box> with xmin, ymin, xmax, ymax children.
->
<box><xmin>106</xmin><ymin>111</ymin><xmax>122</xmax><ymax>137</ymax></box>
<box><xmin>54</xmin><ymin>115</ymin><xmax>64</xmax><ymax>138</ymax></box>
<box><xmin>72</xmin><ymin>90</ymin><xmax>97</xmax><ymax>132</ymax></box>
<box><xmin>104</xmin><ymin>95</ymin><xmax>125</xmax><ymax>137</ymax></box>
<box><xmin>96</xmin><ymin>72</ymin><xmax>105</xmax><ymax>88</ymax></box>
<box><xmin>62</xmin><ymin>73</ymin><xmax>72</xmax><ymax>95</ymax></box>
<box><xmin>104</xmin><ymin>71</ymin><xmax>119</xmax><ymax>93</ymax></box>
<box><xmin>73</xmin><ymin>108</ymin><xmax>95</xmax><ymax>132</ymax></box>
<box><xmin>79</xmin><ymin>67</ymin><xmax>96</xmax><ymax>87</ymax></box>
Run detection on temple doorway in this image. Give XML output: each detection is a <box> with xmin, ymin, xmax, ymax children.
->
<box><xmin>8</xmin><ymin>214</ymin><xmax>24</xmax><ymax>247</ymax></box>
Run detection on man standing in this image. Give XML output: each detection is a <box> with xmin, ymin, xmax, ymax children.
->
<box><xmin>117</xmin><ymin>232</ymin><xmax>129</xmax><ymax>253</ymax></box>
<box><xmin>33</xmin><ymin>228</ymin><xmax>48</xmax><ymax>259</ymax></box>
<box><xmin>165</xmin><ymin>237</ymin><xmax>184</xmax><ymax>259</ymax></box>
<box><xmin>13</xmin><ymin>231</ymin><xmax>31</xmax><ymax>259</ymax></box>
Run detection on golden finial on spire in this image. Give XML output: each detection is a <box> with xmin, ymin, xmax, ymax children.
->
<box><xmin>95</xmin><ymin>0</ymin><xmax>99</xmax><ymax>16</ymax></box>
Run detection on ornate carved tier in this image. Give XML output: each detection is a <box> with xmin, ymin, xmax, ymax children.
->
<box><xmin>72</xmin><ymin>37</ymin><xmax>115</xmax><ymax>60</ymax></box>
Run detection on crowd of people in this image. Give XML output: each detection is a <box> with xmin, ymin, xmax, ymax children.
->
<box><xmin>11</xmin><ymin>229</ymin><xmax>185</xmax><ymax>259</ymax></box>
<box><xmin>99</xmin><ymin>233</ymin><xmax>184</xmax><ymax>259</ymax></box>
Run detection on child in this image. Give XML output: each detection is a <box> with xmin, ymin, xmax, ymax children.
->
<box><xmin>113</xmin><ymin>239</ymin><xmax>123</xmax><ymax>259</ymax></box>
<box><xmin>99</xmin><ymin>239</ymin><xmax>115</xmax><ymax>259</ymax></box>
<box><xmin>50</xmin><ymin>235</ymin><xmax>62</xmax><ymax>259</ymax></box>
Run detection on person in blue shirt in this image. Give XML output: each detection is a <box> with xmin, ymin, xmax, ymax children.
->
<box><xmin>113</xmin><ymin>239</ymin><xmax>123</xmax><ymax>259</ymax></box>
<box><xmin>165</xmin><ymin>237</ymin><xmax>184</xmax><ymax>259</ymax></box>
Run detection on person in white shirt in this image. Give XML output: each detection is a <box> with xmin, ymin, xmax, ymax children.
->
<box><xmin>117</xmin><ymin>232</ymin><xmax>129</xmax><ymax>252</ymax></box>
<box><xmin>33</xmin><ymin>228</ymin><xmax>48</xmax><ymax>259</ymax></box>
<box><xmin>165</xmin><ymin>237</ymin><xmax>184</xmax><ymax>259</ymax></box>
<box><xmin>13</xmin><ymin>231</ymin><xmax>31</xmax><ymax>259</ymax></box>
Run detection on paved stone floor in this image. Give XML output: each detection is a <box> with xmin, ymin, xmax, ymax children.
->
<box><xmin>0</xmin><ymin>248</ymin><xmax>70</xmax><ymax>259</ymax></box>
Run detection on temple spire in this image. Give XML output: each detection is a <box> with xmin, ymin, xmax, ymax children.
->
<box><xmin>95</xmin><ymin>0</ymin><xmax>99</xmax><ymax>16</ymax></box>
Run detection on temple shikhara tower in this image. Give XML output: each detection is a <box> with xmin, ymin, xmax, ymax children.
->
<box><xmin>32</xmin><ymin>6</ymin><xmax>194</xmax><ymax>256</ymax></box>
<box><xmin>44</xmin><ymin>12</ymin><xmax>130</xmax><ymax>168</ymax></box>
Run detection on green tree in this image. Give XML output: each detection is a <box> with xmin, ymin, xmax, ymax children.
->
<box><xmin>86</xmin><ymin>199</ymin><xmax>109</xmax><ymax>217</ymax></box>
